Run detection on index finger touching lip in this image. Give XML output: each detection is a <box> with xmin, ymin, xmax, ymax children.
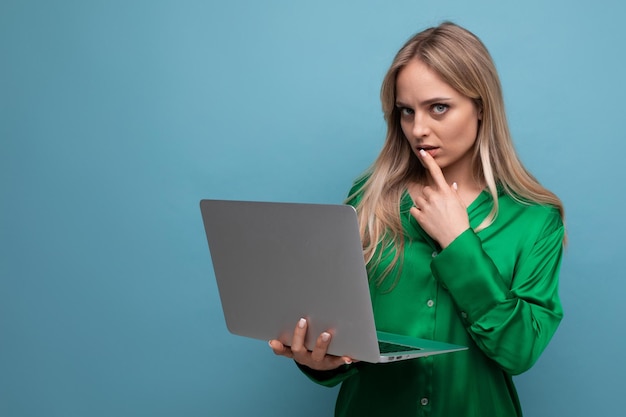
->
<box><xmin>418</xmin><ymin>149</ymin><xmax>448</xmax><ymax>187</ymax></box>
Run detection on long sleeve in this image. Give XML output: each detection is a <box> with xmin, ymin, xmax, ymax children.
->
<box><xmin>431</xmin><ymin>207</ymin><xmax>564</xmax><ymax>375</ymax></box>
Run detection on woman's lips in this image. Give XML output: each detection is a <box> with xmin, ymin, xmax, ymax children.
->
<box><xmin>418</xmin><ymin>146</ymin><xmax>439</xmax><ymax>157</ymax></box>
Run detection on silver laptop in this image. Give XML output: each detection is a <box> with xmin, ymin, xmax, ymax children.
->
<box><xmin>199</xmin><ymin>199</ymin><xmax>467</xmax><ymax>363</ymax></box>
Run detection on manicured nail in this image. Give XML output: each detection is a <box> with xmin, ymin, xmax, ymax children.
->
<box><xmin>452</xmin><ymin>182</ymin><xmax>458</xmax><ymax>190</ymax></box>
<box><xmin>298</xmin><ymin>318</ymin><xmax>306</xmax><ymax>328</ymax></box>
<box><xmin>321</xmin><ymin>332</ymin><xmax>330</xmax><ymax>342</ymax></box>
<box><xmin>268</xmin><ymin>340</ymin><xmax>273</xmax><ymax>348</ymax></box>
<box><xmin>419</xmin><ymin>149</ymin><xmax>427</xmax><ymax>157</ymax></box>
<box><xmin>345</xmin><ymin>359</ymin><xmax>353</xmax><ymax>365</ymax></box>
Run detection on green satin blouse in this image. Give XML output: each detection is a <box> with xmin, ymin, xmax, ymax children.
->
<box><xmin>299</xmin><ymin>185</ymin><xmax>564</xmax><ymax>417</ymax></box>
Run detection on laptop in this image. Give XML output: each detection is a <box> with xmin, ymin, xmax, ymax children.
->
<box><xmin>199</xmin><ymin>199</ymin><xmax>467</xmax><ymax>363</ymax></box>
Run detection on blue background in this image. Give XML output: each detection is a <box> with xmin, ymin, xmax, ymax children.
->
<box><xmin>1</xmin><ymin>0</ymin><xmax>624</xmax><ymax>416</ymax></box>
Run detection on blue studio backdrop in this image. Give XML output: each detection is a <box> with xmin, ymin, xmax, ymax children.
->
<box><xmin>2</xmin><ymin>1</ymin><xmax>625</xmax><ymax>416</ymax></box>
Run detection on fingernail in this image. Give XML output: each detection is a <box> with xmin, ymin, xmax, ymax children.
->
<box><xmin>345</xmin><ymin>359</ymin><xmax>353</xmax><ymax>365</ymax></box>
<box><xmin>419</xmin><ymin>149</ymin><xmax>427</xmax><ymax>157</ymax></box>
<box><xmin>268</xmin><ymin>340</ymin><xmax>273</xmax><ymax>348</ymax></box>
<box><xmin>298</xmin><ymin>318</ymin><xmax>306</xmax><ymax>328</ymax></box>
<box><xmin>322</xmin><ymin>332</ymin><xmax>330</xmax><ymax>342</ymax></box>
<box><xmin>452</xmin><ymin>182</ymin><xmax>458</xmax><ymax>190</ymax></box>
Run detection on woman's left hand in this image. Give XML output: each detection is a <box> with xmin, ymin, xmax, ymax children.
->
<box><xmin>410</xmin><ymin>149</ymin><xmax>470</xmax><ymax>248</ymax></box>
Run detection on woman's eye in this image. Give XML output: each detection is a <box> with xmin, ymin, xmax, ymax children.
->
<box><xmin>399</xmin><ymin>107</ymin><xmax>414</xmax><ymax>116</ymax></box>
<box><xmin>431</xmin><ymin>104</ymin><xmax>449</xmax><ymax>115</ymax></box>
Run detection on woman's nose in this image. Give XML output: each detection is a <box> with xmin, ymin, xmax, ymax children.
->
<box><xmin>411</xmin><ymin>113</ymin><xmax>430</xmax><ymax>138</ymax></box>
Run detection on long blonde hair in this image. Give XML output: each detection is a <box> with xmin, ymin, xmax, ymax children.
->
<box><xmin>350</xmin><ymin>22</ymin><xmax>565</xmax><ymax>285</ymax></box>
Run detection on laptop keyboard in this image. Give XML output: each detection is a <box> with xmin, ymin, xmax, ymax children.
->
<box><xmin>378</xmin><ymin>341</ymin><xmax>422</xmax><ymax>354</ymax></box>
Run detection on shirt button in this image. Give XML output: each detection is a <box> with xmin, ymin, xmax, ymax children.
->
<box><xmin>420</xmin><ymin>398</ymin><xmax>429</xmax><ymax>406</ymax></box>
<box><xmin>427</xmin><ymin>299</ymin><xmax>434</xmax><ymax>307</ymax></box>
<box><xmin>461</xmin><ymin>311</ymin><xmax>468</xmax><ymax>319</ymax></box>
<box><xmin>431</xmin><ymin>251</ymin><xmax>438</xmax><ymax>258</ymax></box>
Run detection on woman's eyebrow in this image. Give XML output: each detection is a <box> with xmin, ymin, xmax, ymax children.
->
<box><xmin>395</xmin><ymin>97</ymin><xmax>452</xmax><ymax>107</ymax></box>
<box><xmin>420</xmin><ymin>97</ymin><xmax>452</xmax><ymax>106</ymax></box>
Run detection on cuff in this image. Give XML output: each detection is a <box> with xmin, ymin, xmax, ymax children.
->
<box><xmin>296</xmin><ymin>362</ymin><xmax>357</xmax><ymax>387</ymax></box>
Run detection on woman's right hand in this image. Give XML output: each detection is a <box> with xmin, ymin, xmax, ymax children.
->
<box><xmin>268</xmin><ymin>318</ymin><xmax>354</xmax><ymax>371</ymax></box>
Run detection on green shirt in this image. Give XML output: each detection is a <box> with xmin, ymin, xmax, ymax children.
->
<box><xmin>299</xmin><ymin>186</ymin><xmax>564</xmax><ymax>417</ymax></box>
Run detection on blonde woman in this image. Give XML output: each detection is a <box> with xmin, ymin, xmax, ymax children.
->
<box><xmin>270</xmin><ymin>22</ymin><xmax>565</xmax><ymax>417</ymax></box>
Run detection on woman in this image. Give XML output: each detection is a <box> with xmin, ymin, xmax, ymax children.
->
<box><xmin>269</xmin><ymin>21</ymin><xmax>565</xmax><ymax>417</ymax></box>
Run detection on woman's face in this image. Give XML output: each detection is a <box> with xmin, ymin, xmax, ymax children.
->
<box><xmin>395</xmin><ymin>59</ymin><xmax>481</xmax><ymax>180</ymax></box>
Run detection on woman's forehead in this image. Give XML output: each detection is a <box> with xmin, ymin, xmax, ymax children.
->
<box><xmin>395</xmin><ymin>60</ymin><xmax>465</xmax><ymax>103</ymax></box>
